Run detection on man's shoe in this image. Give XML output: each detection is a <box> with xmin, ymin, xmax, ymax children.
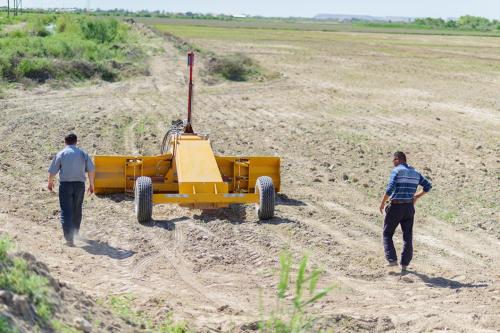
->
<box><xmin>65</xmin><ymin>240</ymin><xmax>75</xmax><ymax>247</ymax></box>
<box><xmin>401</xmin><ymin>265</ymin><xmax>408</xmax><ymax>271</ymax></box>
<box><xmin>387</xmin><ymin>261</ymin><xmax>398</xmax><ymax>267</ymax></box>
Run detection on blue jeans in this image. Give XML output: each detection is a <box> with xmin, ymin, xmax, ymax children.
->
<box><xmin>383</xmin><ymin>203</ymin><xmax>415</xmax><ymax>266</ymax></box>
<box><xmin>59</xmin><ymin>182</ymin><xmax>85</xmax><ymax>242</ymax></box>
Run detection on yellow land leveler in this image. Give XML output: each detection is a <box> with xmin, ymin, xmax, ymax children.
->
<box><xmin>93</xmin><ymin>52</ymin><xmax>280</xmax><ymax>223</ymax></box>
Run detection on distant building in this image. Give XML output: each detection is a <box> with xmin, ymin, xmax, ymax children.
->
<box><xmin>232</xmin><ymin>14</ymin><xmax>249</xmax><ymax>18</ymax></box>
<box><xmin>314</xmin><ymin>13</ymin><xmax>413</xmax><ymax>23</ymax></box>
<box><xmin>51</xmin><ymin>7</ymin><xmax>78</xmax><ymax>12</ymax></box>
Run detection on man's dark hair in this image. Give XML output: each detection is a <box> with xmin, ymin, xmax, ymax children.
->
<box><xmin>65</xmin><ymin>133</ymin><xmax>77</xmax><ymax>145</ymax></box>
<box><xmin>394</xmin><ymin>151</ymin><xmax>406</xmax><ymax>162</ymax></box>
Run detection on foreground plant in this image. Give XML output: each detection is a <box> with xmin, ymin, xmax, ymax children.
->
<box><xmin>106</xmin><ymin>293</ymin><xmax>191</xmax><ymax>333</ymax></box>
<box><xmin>0</xmin><ymin>237</ymin><xmax>54</xmax><ymax>329</ymax></box>
<box><xmin>259</xmin><ymin>253</ymin><xmax>334</xmax><ymax>333</ymax></box>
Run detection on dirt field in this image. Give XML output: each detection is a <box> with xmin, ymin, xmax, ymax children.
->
<box><xmin>0</xmin><ymin>23</ymin><xmax>499</xmax><ymax>332</ymax></box>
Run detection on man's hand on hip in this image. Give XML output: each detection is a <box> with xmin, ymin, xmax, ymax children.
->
<box><xmin>413</xmin><ymin>191</ymin><xmax>427</xmax><ymax>205</ymax></box>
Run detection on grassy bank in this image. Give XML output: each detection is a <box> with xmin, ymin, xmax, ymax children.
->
<box><xmin>0</xmin><ymin>238</ymin><xmax>54</xmax><ymax>331</ymax></box>
<box><xmin>0</xmin><ymin>13</ymin><xmax>148</xmax><ymax>85</ymax></box>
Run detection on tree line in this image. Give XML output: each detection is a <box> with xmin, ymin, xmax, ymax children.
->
<box><xmin>414</xmin><ymin>15</ymin><xmax>500</xmax><ymax>31</ymax></box>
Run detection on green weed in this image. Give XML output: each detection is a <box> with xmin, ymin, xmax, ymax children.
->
<box><xmin>135</xmin><ymin>121</ymin><xmax>146</xmax><ymax>135</ymax></box>
<box><xmin>0</xmin><ymin>315</ymin><xmax>18</xmax><ymax>333</ymax></box>
<box><xmin>259</xmin><ymin>253</ymin><xmax>334</xmax><ymax>333</ymax></box>
<box><xmin>0</xmin><ymin>237</ymin><xmax>54</xmax><ymax>326</ymax></box>
<box><xmin>51</xmin><ymin>320</ymin><xmax>81</xmax><ymax>333</ymax></box>
<box><xmin>0</xmin><ymin>237</ymin><xmax>11</xmax><ymax>261</ymax></box>
<box><xmin>106</xmin><ymin>294</ymin><xmax>191</xmax><ymax>332</ymax></box>
<box><xmin>438</xmin><ymin>210</ymin><xmax>458</xmax><ymax>223</ymax></box>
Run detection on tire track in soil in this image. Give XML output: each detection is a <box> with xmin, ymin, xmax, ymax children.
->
<box><xmin>100</xmin><ymin>70</ymin><xmax>231</xmax><ymax>307</ymax></box>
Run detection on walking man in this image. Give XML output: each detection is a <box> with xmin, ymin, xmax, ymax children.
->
<box><xmin>48</xmin><ymin>134</ymin><xmax>95</xmax><ymax>246</ymax></box>
<box><xmin>379</xmin><ymin>151</ymin><xmax>432</xmax><ymax>271</ymax></box>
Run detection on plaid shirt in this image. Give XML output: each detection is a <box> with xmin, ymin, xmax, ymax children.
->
<box><xmin>386</xmin><ymin>163</ymin><xmax>432</xmax><ymax>201</ymax></box>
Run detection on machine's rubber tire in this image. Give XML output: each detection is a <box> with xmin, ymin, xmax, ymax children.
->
<box><xmin>135</xmin><ymin>176</ymin><xmax>153</xmax><ymax>224</ymax></box>
<box><xmin>255</xmin><ymin>176</ymin><xmax>275</xmax><ymax>220</ymax></box>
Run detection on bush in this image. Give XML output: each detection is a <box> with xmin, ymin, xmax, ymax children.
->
<box><xmin>80</xmin><ymin>17</ymin><xmax>119</xmax><ymax>43</ymax></box>
<box><xmin>28</xmin><ymin>17</ymin><xmax>51</xmax><ymax>37</ymax></box>
<box><xmin>62</xmin><ymin>60</ymin><xmax>98</xmax><ymax>79</ymax></box>
<box><xmin>44</xmin><ymin>38</ymin><xmax>76</xmax><ymax>58</ymax></box>
<box><xmin>208</xmin><ymin>53</ymin><xmax>258</xmax><ymax>81</ymax></box>
<box><xmin>56</xmin><ymin>14</ymin><xmax>79</xmax><ymax>34</ymax></box>
<box><xmin>16</xmin><ymin>58</ymin><xmax>55</xmax><ymax>82</ymax></box>
<box><xmin>0</xmin><ymin>55</ymin><xmax>15</xmax><ymax>81</ymax></box>
<box><xmin>97</xmin><ymin>63</ymin><xmax>118</xmax><ymax>82</ymax></box>
<box><xmin>0</xmin><ymin>14</ymin><xmax>145</xmax><ymax>85</ymax></box>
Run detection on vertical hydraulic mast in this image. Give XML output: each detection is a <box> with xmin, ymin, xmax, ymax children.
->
<box><xmin>185</xmin><ymin>52</ymin><xmax>195</xmax><ymax>133</ymax></box>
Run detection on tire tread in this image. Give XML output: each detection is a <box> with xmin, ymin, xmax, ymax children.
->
<box><xmin>255</xmin><ymin>176</ymin><xmax>275</xmax><ymax>220</ymax></box>
<box><xmin>135</xmin><ymin>176</ymin><xmax>153</xmax><ymax>224</ymax></box>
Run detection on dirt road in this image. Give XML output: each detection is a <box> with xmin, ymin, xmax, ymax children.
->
<box><xmin>0</xmin><ymin>27</ymin><xmax>499</xmax><ymax>332</ymax></box>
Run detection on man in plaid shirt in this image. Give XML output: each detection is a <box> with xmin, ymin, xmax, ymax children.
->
<box><xmin>379</xmin><ymin>151</ymin><xmax>432</xmax><ymax>271</ymax></box>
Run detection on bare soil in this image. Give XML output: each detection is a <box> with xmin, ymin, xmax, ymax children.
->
<box><xmin>0</xmin><ymin>27</ymin><xmax>499</xmax><ymax>332</ymax></box>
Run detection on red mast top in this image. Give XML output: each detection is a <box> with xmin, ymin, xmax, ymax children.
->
<box><xmin>185</xmin><ymin>51</ymin><xmax>195</xmax><ymax>133</ymax></box>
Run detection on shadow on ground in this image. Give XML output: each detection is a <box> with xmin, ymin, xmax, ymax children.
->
<box><xmin>98</xmin><ymin>193</ymin><xmax>134</xmax><ymax>203</ymax></box>
<box><xmin>276</xmin><ymin>193</ymin><xmax>307</xmax><ymax>206</ymax></box>
<box><xmin>145</xmin><ymin>216</ymin><xmax>191</xmax><ymax>230</ymax></box>
<box><xmin>260</xmin><ymin>216</ymin><xmax>296</xmax><ymax>225</ymax></box>
<box><xmin>396</xmin><ymin>270</ymin><xmax>489</xmax><ymax>289</ymax></box>
<box><xmin>192</xmin><ymin>205</ymin><xmax>296</xmax><ymax>225</ymax></box>
<box><xmin>81</xmin><ymin>239</ymin><xmax>136</xmax><ymax>260</ymax></box>
<box><xmin>193</xmin><ymin>205</ymin><xmax>248</xmax><ymax>224</ymax></box>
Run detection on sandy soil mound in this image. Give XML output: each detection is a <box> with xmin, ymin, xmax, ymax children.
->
<box><xmin>1</xmin><ymin>251</ymin><xmax>138</xmax><ymax>332</ymax></box>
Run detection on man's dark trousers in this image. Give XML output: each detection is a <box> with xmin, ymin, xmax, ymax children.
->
<box><xmin>383</xmin><ymin>203</ymin><xmax>415</xmax><ymax>266</ymax></box>
<box><xmin>59</xmin><ymin>182</ymin><xmax>85</xmax><ymax>242</ymax></box>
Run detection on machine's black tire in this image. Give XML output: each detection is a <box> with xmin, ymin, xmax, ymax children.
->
<box><xmin>255</xmin><ymin>176</ymin><xmax>275</xmax><ymax>220</ymax></box>
<box><xmin>135</xmin><ymin>176</ymin><xmax>153</xmax><ymax>224</ymax></box>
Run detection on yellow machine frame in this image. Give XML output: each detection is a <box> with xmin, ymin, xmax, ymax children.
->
<box><xmin>94</xmin><ymin>134</ymin><xmax>280</xmax><ymax>208</ymax></box>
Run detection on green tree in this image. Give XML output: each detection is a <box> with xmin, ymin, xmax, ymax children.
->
<box><xmin>457</xmin><ymin>15</ymin><xmax>491</xmax><ymax>30</ymax></box>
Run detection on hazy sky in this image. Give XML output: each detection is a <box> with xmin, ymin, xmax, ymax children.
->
<box><xmin>23</xmin><ymin>0</ymin><xmax>500</xmax><ymax>19</ymax></box>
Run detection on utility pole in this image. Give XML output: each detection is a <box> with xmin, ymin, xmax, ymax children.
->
<box><xmin>9</xmin><ymin>0</ymin><xmax>21</xmax><ymax>16</ymax></box>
